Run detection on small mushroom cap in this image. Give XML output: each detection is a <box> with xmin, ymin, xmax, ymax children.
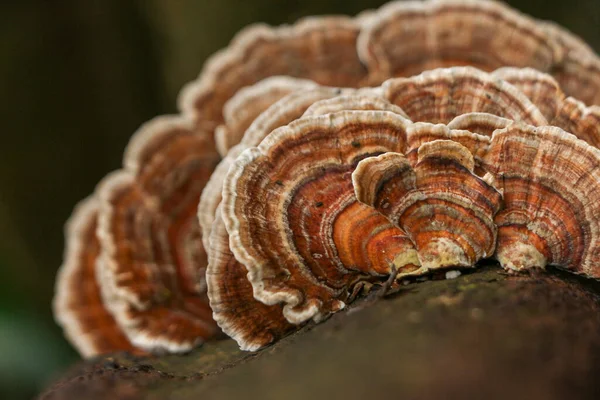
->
<box><xmin>383</xmin><ymin>67</ymin><xmax>547</xmax><ymax>126</ymax></box>
<box><xmin>207</xmin><ymin>207</ymin><xmax>295</xmax><ymax>351</ymax></box>
<box><xmin>484</xmin><ymin>123</ymin><xmax>600</xmax><ymax>276</ymax></box>
<box><xmin>96</xmin><ymin>116</ymin><xmax>220</xmax><ymax>353</ymax></box>
<box><xmin>222</xmin><ymin>111</ymin><xmax>418</xmax><ymax>324</ymax></box>
<box><xmin>405</xmin><ymin>122</ymin><xmax>492</xmax><ymax>174</ymax></box>
<box><xmin>53</xmin><ymin>197</ymin><xmax>141</xmax><ymax>358</ymax></box>
<box><xmin>353</xmin><ymin>140</ymin><xmax>501</xmax><ymax>270</ymax></box>
<box><xmin>446</xmin><ymin>113</ymin><xmax>512</xmax><ymax>137</ymax></box>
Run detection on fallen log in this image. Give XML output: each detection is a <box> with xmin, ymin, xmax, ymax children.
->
<box><xmin>39</xmin><ymin>265</ymin><xmax>600</xmax><ymax>400</ymax></box>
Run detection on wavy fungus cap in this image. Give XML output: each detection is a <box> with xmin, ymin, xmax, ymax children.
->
<box><xmin>178</xmin><ymin>16</ymin><xmax>369</xmax><ymax>137</ymax></box>
<box><xmin>53</xmin><ymin>197</ymin><xmax>140</xmax><ymax>357</ymax></box>
<box><xmin>55</xmin><ymin>0</ymin><xmax>600</xmax><ymax>357</ymax></box>
<box><xmin>95</xmin><ymin>117</ymin><xmax>220</xmax><ymax>354</ymax></box>
<box><xmin>359</xmin><ymin>0</ymin><xmax>600</xmax><ymax>105</ymax></box>
<box><xmin>218</xmin><ymin>67</ymin><xmax>600</xmax><ymax>350</ymax></box>
<box><xmin>55</xmin><ymin>116</ymin><xmax>220</xmax><ymax>356</ymax></box>
<box><xmin>177</xmin><ymin>0</ymin><xmax>600</xmax><ymax>149</ymax></box>
<box><xmin>484</xmin><ymin>124</ymin><xmax>600</xmax><ymax>274</ymax></box>
<box><xmin>352</xmin><ymin>141</ymin><xmax>502</xmax><ymax>270</ymax></box>
<box><xmin>222</xmin><ymin>110</ymin><xmax>416</xmax><ymax>324</ymax></box>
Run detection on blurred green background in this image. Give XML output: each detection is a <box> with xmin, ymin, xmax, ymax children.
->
<box><xmin>0</xmin><ymin>1</ymin><xmax>598</xmax><ymax>399</ymax></box>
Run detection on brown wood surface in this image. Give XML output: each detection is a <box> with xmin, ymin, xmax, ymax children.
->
<box><xmin>39</xmin><ymin>265</ymin><xmax>600</xmax><ymax>400</ymax></box>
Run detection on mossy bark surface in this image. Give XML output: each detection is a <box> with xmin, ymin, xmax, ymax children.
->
<box><xmin>39</xmin><ymin>265</ymin><xmax>600</xmax><ymax>400</ymax></box>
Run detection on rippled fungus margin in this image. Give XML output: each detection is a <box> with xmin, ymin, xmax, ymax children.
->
<box><xmin>54</xmin><ymin>0</ymin><xmax>600</xmax><ymax>356</ymax></box>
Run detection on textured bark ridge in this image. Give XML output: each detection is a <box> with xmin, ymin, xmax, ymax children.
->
<box><xmin>40</xmin><ymin>265</ymin><xmax>600</xmax><ymax>400</ymax></box>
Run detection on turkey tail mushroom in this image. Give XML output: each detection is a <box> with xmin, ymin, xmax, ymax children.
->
<box><xmin>541</xmin><ymin>21</ymin><xmax>600</xmax><ymax>106</ymax></box>
<box><xmin>492</xmin><ymin>67</ymin><xmax>600</xmax><ymax>147</ymax></box>
<box><xmin>53</xmin><ymin>198</ymin><xmax>141</xmax><ymax>358</ymax></box>
<box><xmin>221</xmin><ymin>111</ymin><xmax>418</xmax><ymax>324</ymax></box>
<box><xmin>55</xmin><ymin>116</ymin><xmax>221</xmax><ymax>356</ymax></box>
<box><xmin>198</xmin><ymin>86</ymin><xmax>342</xmax><ymax>251</ymax></box>
<box><xmin>178</xmin><ymin>16</ymin><xmax>369</xmax><ymax>139</ymax></box>
<box><xmin>214</xmin><ymin>77</ymin><xmax>318</xmax><ymax>157</ymax></box>
<box><xmin>358</xmin><ymin>0</ymin><xmax>600</xmax><ymax>105</ymax></box>
<box><xmin>405</xmin><ymin>122</ymin><xmax>493</xmax><ymax>163</ymax></box>
<box><xmin>202</xmin><ymin>87</ymin><xmax>351</xmax><ymax>349</ymax></box>
<box><xmin>206</xmin><ymin>206</ymin><xmax>295</xmax><ymax>351</ymax></box>
<box><xmin>382</xmin><ymin>67</ymin><xmax>548</xmax><ymax>126</ymax></box>
<box><xmin>206</xmin><ymin>92</ymin><xmax>417</xmax><ymax>348</ymax></box>
<box><xmin>54</xmin><ymin>0</ymin><xmax>600</xmax><ymax>357</ymax></box>
<box><xmin>484</xmin><ymin>124</ymin><xmax>600</xmax><ymax>276</ymax></box>
<box><xmin>353</xmin><ymin>141</ymin><xmax>501</xmax><ymax>271</ymax></box>
<box><xmin>358</xmin><ymin>0</ymin><xmax>562</xmax><ymax>84</ymax></box>
<box><xmin>95</xmin><ymin>116</ymin><xmax>220</xmax><ymax>353</ymax></box>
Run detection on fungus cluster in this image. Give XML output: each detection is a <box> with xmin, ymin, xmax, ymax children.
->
<box><xmin>54</xmin><ymin>0</ymin><xmax>600</xmax><ymax>357</ymax></box>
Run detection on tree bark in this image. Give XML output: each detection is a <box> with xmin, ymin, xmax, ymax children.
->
<box><xmin>39</xmin><ymin>264</ymin><xmax>600</xmax><ymax>400</ymax></box>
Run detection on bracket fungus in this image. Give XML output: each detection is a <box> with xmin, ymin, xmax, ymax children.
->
<box><xmin>483</xmin><ymin>124</ymin><xmax>600</xmax><ymax>274</ymax></box>
<box><xmin>54</xmin><ymin>0</ymin><xmax>600</xmax><ymax>357</ymax></box>
<box><xmin>217</xmin><ymin>67</ymin><xmax>600</xmax><ymax>348</ymax></box>
<box><xmin>55</xmin><ymin>116</ymin><xmax>221</xmax><ymax>356</ymax></box>
<box><xmin>53</xmin><ymin>197</ymin><xmax>140</xmax><ymax>357</ymax></box>
<box><xmin>352</xmin><ymin>142</ymin><xmax>502</xmax><ymax>271</ymax></box>
<box><xmin>221</xmin><ymin>110</ymin><xmax>417</xmax><ymax>324</ymax></box>
<box><xmin>214</xmin><ymin>76</ymin><xmax>318</xmax><ymax>157</ymax></box>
